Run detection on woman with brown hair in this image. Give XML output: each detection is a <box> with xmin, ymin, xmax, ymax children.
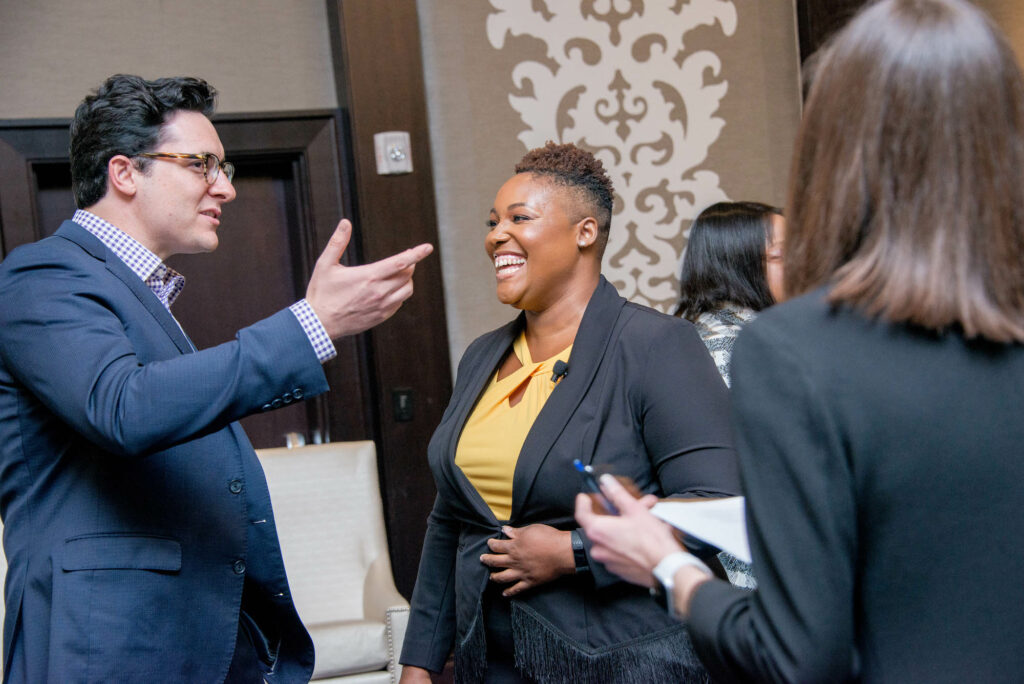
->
<box><xmin>576</xmin><ymin>0</ymin><xmax>1024</xmax><ymax>681</ymax></box>
<box><xmin>399</xmin><ymin>142</ymin><xmax>739</xmax><ymax>682</ymax></box>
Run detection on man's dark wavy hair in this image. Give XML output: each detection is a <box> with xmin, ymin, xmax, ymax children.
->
<box><xmin>70</xmin><ymin>74</ymin><xmax>217</xmax><ymax>209</ymax></box>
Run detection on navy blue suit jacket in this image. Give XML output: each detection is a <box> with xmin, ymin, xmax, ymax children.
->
<box><xmin>0</xmin><ymin>221</ymin><xmax>327</xmax><ymax>682</ymax></box>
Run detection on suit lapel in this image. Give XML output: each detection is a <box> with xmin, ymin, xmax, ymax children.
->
<box><xmin>55</xmin><ymin>221</ymin><xmax>195</xmax><ymax>355</ymax></box>
<box><xmin>509</xmin><ymin>277</ymin><xmax>627</xmax><ymax>520</ymax></box>
<box><xmin>439</xmin><ymin>316</ymin><xmax>522</xmax><ymax>524</ymax></box>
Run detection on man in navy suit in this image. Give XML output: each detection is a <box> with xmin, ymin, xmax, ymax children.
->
<box><xmin>0</xmin><ymin>74</ymin><xmax>432</xmax><ymax>683</ymax></box>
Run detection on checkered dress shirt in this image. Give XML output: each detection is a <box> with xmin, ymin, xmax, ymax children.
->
<box><xmin>72</xmin><ymin>209</ymin><xmax>336</xmax><ymax>362</ymax></box>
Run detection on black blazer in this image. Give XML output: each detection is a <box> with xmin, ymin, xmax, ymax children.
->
<box><xmin>401</xmin><ymin>277</ymin><xmax>739</xmax><ymax>681</ymax></box>
<box><xmin>0</xmin><ymin>222</ymin><xmax>324</xmax><ymax>682</ymax></box>
<box><xmin>688</xmin><ymin>288</ymin><xmax>1024</xmax><ymax>682</ymax></box>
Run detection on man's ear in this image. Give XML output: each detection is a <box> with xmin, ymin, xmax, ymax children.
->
<box><xmin>575</xmin><ymin>216</ymin><xmax>599</xmax><ymax>250</ymax></box>
<box><xmin>107</xmin><ymin>155</ymin><xmax>139</xmax><ymax>197</ymax></box>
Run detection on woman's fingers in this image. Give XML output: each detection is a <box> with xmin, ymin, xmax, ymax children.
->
<box><xmin>480</xmin><ymin>552</ymin><xmax>512</xmax><ymax>568</ymax></box>
<box><xmin>487</xmin><ymin>568</ymin><xmax>522</xmax><ymax>584</ymax></box>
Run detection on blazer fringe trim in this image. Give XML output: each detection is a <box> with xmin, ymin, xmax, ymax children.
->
<box><xmin>453</xmin><ymin>601</ymin><xmax>710</xmax><ymax>683</ymax></box>
<box><xmin>454</xmin><ymin>606</ymin><xmax>487</xmax><ymax>683</ymax></box>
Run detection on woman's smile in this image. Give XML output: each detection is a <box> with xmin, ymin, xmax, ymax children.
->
<box><xmin>493</xmin><ymin>252</ymin><xmax>526</xmax><ymax>279</ymax></box>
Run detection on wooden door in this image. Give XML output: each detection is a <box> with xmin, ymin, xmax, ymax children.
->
<box><xmin>2</xmin><ymin>106</ymin><xmax>452</xmax><ymax>598</ymax></box>
<box><xmin>0</xmin><ymin>112</ymin><xmax>373</xmax><ymax>449</ymax></box>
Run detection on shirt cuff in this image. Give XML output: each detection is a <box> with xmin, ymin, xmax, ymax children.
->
<box><xmin>289</xmin><ymin>299</ymin><xmax>337</xmax><ymax>363</ymax></box>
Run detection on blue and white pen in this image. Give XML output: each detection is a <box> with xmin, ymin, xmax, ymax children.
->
<box><xmin>573</xmin><ymin>459</ymin><xmax>619</xmax><ymax>515</ymax></box>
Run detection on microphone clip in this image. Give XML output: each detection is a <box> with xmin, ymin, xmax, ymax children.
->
<box><xmin>551</xmin><ymin>360</ymin><xmax>569</xmax><ymax>384</ymax></box>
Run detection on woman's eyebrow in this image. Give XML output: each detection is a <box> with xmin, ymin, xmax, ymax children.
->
<box><xmin>490</xmin><ymin>202</ymin><xmax>531</xmax><ymax>214</ymax></box>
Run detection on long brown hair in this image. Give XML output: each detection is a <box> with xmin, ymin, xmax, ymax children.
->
<box><xmin>786</xmin><ymin>0</ymin><xmax>1024</xmax><ymax>342</ymax></box>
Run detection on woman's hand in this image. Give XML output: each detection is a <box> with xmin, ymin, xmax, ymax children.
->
<box><xmin>481</xmin><ymin>524</ymin><xmax>574</xmax><ymax>596</ymax></box>
<box><xmin>574</xmin><ymin>474</ymin><xmax>684</xmax><ymax>588</ymax></box>
<box><xmin>399</xmin><ymin>664</ymin><xmax>433</xmax><ymax>684</ymax></box>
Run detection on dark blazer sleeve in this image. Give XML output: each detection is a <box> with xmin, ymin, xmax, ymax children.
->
<box><xmin>583</xmin><ymin>312</ymin><xmax>739</xmax><ymax>589</ymax></box>
<box><xmin>641</xmin><ymin>315</ymin><xmax>738</xmax><ymax>498</ymax></box>
<box><xmin>687</xmin><ymin>315</ymin><xmax>857</xmax><ymax>683</ymax></box>
<box><xmin>0</xmin><ymin>250</ymin><xmax>328</xmax><ymax>457</ymax></box>
<box><xmin>399</xmin><ymin>494</ymin><xmax>461</xmax><ymax>672</ymax></box>
<box><xmin>399</xmin><ymin>328</ymin><xmax>504</xmax><ymax>672</ymax></box>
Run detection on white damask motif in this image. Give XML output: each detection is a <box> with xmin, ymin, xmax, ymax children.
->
<box><xmin>487</xmin><ymin>0</ymin><xmax>737</xmax><ymax>309</ymax></box>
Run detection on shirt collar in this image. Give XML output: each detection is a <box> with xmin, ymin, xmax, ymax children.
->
<box><xmin>72</xmin><ymin>209</ymin><xmax>186</xmax><ymax>309</ymax></box>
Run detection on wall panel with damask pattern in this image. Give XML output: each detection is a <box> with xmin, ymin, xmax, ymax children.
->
<box><xmin>418</xmin><ymin>0</ymin><xmax>803</xmax><ymax>365</ymax></box>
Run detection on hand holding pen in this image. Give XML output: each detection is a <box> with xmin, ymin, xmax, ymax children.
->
<box><xmin>573</xmin><ymin>459</ymin><xmax>620</xmax><ymax>514</ymax></box>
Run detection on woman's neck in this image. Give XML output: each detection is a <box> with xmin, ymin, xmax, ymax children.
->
<box><xmin>522</xmin><ymin>276</ymin><xmax>598</xmax><ymax>361</ymax></box>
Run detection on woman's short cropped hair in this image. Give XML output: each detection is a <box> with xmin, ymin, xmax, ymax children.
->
<box><xmin>515</xmin><ymin>141</ymin><xmax>615</xmax><ymax>254</ymax></box>
<box><xmin>786</xmin><ymin>0</ymin><xmax>1024</xmax><ymax>342</ymax></box>
<box><xmin>675</xmin><ymin>201</ymin><xmax>781</xmax><ymax>321</ymax></box>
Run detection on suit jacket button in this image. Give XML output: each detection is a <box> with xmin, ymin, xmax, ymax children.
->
<box><xmin>261</xmin><ymin>403</ymin><xmax>272</xmax><ymax>412</ymax></box>
<box><xmin>229</xmin><ymin>479</ymin><xmax>243</xmax><ymax>494</ymax></box>
<box><xmin>271</xmin><ymin>398</ymin><xmax>283</xmax><ymax>409</ymax></box>
<box><xmin>233</xmin><ymin>560</ymin><xmax>246</xmax><ymax>575</ymax></box>
<box><xmin>292</xmin><ymin>388</ymin><xmax>304</xmax><ymax>400</ymax></box>
<box><xmin>282</xmin><ymin>392</ymin><xmax>293</xmax><ymax>404</ymax></box>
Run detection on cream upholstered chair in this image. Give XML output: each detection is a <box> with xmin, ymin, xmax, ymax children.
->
<box><xmin>257</xmin><ymin>441</ymin><xmax>409</xmax><ymax>683</ymax></box>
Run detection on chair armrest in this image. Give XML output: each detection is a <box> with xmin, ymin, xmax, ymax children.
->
<box><xmin>363</xmin><ymin>554</ymin><xmax>409</xmax><ymax>620</ymax></box>
<box><xmin>386</xmin><ymin>605</ymin><xmax>410</xmax><ymax>684</ymax></box>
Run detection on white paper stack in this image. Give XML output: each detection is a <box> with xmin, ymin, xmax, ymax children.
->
<box><xmin>651</xmin><ymin>496</ymin><xmax>752</xmax><ymax>564</ymax></box>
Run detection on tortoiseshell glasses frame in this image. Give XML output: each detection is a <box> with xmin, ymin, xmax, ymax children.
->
<box><xmin>136</xmin><ymin>152</ymin><xmax>235</xmax><ymax>184</ymax></box>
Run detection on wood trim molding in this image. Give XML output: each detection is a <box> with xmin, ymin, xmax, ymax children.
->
<box><xmin>795</xmin><ymin>0</ymin><xmax>870</xmax><ymax>64</ymax></box>
<box><xmin>0</xmin><ymin>122</ymin><xmax>71</xmax><ymax>257</ymax></box>
<box><xmin>326</xmin><ymin>0</ymin><xmax>452</xmax><ymax>598</ymax></box>
<box><xmin>0</xmin><ymin>113</ymin><xmax>376</xmax><ymax>445</ymax></box>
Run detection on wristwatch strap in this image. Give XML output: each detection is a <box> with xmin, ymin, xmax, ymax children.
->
<box><xmin>571</xmin><ymin>530</ymin><xmax>590</xmax><ymax>574</ymax></box>
<box><xmin>650</xmin><ymin>551</ymin><xmax>711</xmax><ymax>618</ymax></box>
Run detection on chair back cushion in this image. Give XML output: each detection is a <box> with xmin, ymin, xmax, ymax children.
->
<box><xmin>258</xmin><ymin>441</ymin><xmax>393</xmax><ymax>624</ymax></box>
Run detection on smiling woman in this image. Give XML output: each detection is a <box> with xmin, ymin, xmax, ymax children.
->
<box><xmin>485</xmin><ymin>145</ymin><xmax>609</xmax><ymax>320</ymax></box>
<box><xmin>399</xmin><ymin>142</ymin><xmax>740</xmax><ymax>683</ymax></box>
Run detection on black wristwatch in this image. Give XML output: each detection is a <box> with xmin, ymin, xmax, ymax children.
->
<box><xmin>571</xmin><ymin>530</ymin><xmax>590</xmax><ymax>574</ymax></box>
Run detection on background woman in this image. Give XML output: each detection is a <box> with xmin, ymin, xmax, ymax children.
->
<box><xmin>675</xmin><ymin>201</ymin><xmax>784</xmax><ymax>387</ymax></box>
<box><xmin>577</xmin><ymin>0</ymin><xmax>1024</xmax><ymax>681</ymax></box>
<box><xmin>400</xmin><ymin>142</ymin><xmax>739</xmax><ymax>682</ymax></box>
<box><xmin>675</xmin><ymin>201</ymin><xmax>784</xmax><ymax>590</ymax></box>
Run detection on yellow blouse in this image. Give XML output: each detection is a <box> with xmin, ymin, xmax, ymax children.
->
<box><xmin>455</xmin><ymin>331</ymin><xmax>572</xmax><ymax>521</ymax></box>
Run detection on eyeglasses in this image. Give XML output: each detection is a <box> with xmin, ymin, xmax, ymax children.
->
<box><xmin>136</xmin><ymin>152</ymin><xmax>235</xmax><ymax>185</ymax></box>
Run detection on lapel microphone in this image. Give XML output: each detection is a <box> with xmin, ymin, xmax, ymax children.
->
<box><xmin>551</xmin><ymin>360</ymin><xmax>569</xmax><ymax>384</ymax></box>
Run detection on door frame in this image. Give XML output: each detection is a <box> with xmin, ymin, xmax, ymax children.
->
<box><xmin>0</xmin><ymin>110</ymin><xmax>376</xmax><ymax>444</ymax></box>
<box><xmin>0</xmin><ymin>107</ymin><xmax>454</xmax><ymax>596</ymax></box>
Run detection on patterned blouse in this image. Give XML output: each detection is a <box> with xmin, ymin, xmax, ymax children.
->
<box><xmin>693</xmin><ymin>304</ymin><xmax>759</xmax><ymax>589</ymax></box>
<box><xmin>692</xmin><ymin>305</ymin><xmax>757</xmax><ymax>388</ymax></box>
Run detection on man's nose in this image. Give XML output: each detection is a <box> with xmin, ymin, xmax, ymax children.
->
<box><xmin>210</xmin><ymin>173</ymin><xmax>236</xmax><ymax>202</ymax></box>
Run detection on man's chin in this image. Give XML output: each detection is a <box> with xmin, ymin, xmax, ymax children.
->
<box><xmin>194</xmin><ymin>235</ymin><xmax>219</xmax><ymax>253</ymax></box>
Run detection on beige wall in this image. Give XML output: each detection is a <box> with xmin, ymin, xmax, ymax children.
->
<box><xmin>975</xmin><ymin>0</ymin><xmax>1024</xmax><ymax>65</ymax></box>
<box><xmin>0</xmin><ymin>0</ymin><xmax>336</xmax><ymax>118</ymax></box>
<box><xmin>418</xmin><ymin>0</ymin><xmax>803</xmax><ymax>366</ymax></box>
<box><xmin>12</xmin><ymin>1</ymin><xmax>1020</xmax><ymax>370</ymax></box>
